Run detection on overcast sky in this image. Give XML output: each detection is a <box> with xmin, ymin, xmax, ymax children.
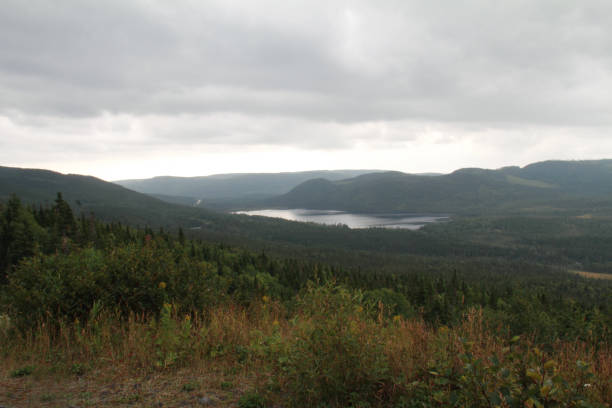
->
<box><xmin>1</xmin><ymin>1</ymin><xmax>612</xmax><ymax>180</ymax></box>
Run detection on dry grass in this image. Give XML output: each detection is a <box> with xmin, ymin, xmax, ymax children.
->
<box><xmin>571</xmin><ymin>269</ymin><xmax>612</xmax><ymax>280</ymax></box>
<box><xmin>1</xmin><ymin>303</ymin><xmax>610</xmax><ymax>407</ymax></box>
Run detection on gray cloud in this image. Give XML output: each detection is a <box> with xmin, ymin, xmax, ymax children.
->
<box><xmin>2</xmin><ymin>0</ymin><xmax>611</xmax><ymax>124</ymax></box>
<box><xmin>2</xmin><ymin>0</ymin><xmax>612</xmax><ymax>178</ymax></box>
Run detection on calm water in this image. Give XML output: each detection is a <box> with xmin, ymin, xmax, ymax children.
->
<box><xmin>234</xmin><ymin>209</ymin><xmax>448</xmax><ymax>230</ymax></box>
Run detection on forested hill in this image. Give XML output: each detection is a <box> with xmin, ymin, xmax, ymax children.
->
<box><xmin>270</xmin><ymin>160</ymin><xmax>612</xmax><ymax>214</ymax></box>
<box><xmin>114</xmin><ymin>169</ymin><xmax>383</xmax><ymax>203</ymax></box>
<box><xmin>0</xmin><ymin>166</ymin><xmax>222</xmax><ymax>227</ymax></box>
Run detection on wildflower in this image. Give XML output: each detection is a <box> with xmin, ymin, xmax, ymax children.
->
<box><xmin>393</xmin><ymin>315</ymin><xmax>402</xmax><ymax>323</ymax></box>
<box><xmin>262</xmin><ymin>295</ymin><xmax>269</xmax><ymax>303</ymax></box>
<box><xmin>158</xmin><ymin>281</ymin><xmax>167</xmax><ymax>289</ymax></box>
<box><xmin>184</xmin><ymin>314</ymin><xmax>191</xmax><ymax>322</ymax></box>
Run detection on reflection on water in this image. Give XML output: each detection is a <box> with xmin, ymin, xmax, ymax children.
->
<box><xmin>234</xmin><ymin>209</ymin><xmax>448</xmax><ymax>230</ymax></box>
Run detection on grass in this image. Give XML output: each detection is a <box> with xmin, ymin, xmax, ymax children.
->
<box><xmin>506</xmin><ymin>175</ymin><xmax>557</xmax><ymax>189</ymax></box>
<box><xmin>0</xmin><ymin>294</ymin><xmax>610</xmax><ymax>407</ymax></box>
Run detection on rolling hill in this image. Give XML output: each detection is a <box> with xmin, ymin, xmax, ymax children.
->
<box><xmin>0</xmin><ymin>165</ymin><xmax>479</xmax><ymax>258</ymax></box>
<box><xmin>0</xmin><ymin>166</ymin><xmax>222</xmax><ymax>227</ymax></box>
<box><xmin>268</xmin><ymin>160</ymin><xmax>612</xmax><ymax>215</ymax></box>
<box><xmin>114</xmin><ymin>170</ymin><xmax>384</xmax><ymax>205</ymax></box>
<box><xmin>4</xmin><ymin>163</ymin><xmax>612</xmax><ymax>273</ymax></box>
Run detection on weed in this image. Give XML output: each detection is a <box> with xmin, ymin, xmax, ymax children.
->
<box><xmin>153</xmin><ymin>303</ymin><xmax>193</xmax><ymax>368</ymax></box>
<box><xmin>118</xmin><ymin>393</ymin><xmax>141</xmax><ymax>404</ymax></box>
<box><xmin>39</xmin><ymin>392</ymin><xmax>56</xmax><ymax>402</ymax></box>
<box><xmin>10</xmin><ymin>365</ymin><xmax>35</xmax><ymax>378</ymax></box>
<box><xmin>182</xmin><ymin>381</ymin><xmax>199</xmax><ymax>392</ymax></box>
<box><xmin>238</xmin><ymin>391</ymin><xmax>266</xmax><ymax>408</ymax></box>
<box><xmin>70</xmin><ymin>362</ymin><xmax>87</xmax><ymax>376</ymax></box>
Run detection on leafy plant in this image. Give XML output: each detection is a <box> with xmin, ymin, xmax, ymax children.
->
<box><xmin>10</xmin><ymin>365</ymin><xmax>35</xmax><ymax>378</ymax></box>
<box><xmin>237</xmin><ymin>391</ymin><xmax>266</xmax><ymax>408</ymax></box>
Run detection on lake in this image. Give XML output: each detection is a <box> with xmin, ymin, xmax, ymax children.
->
<box><xmin>234</xmin><ymin>209</ymin><xmax>448</xmax><ymax>230</ymax></box>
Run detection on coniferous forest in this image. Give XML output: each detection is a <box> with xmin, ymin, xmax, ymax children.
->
<box><xmin>1</xmin><ymin>191</ymin><xmax>611</xmax><ymax>407</ymax></box>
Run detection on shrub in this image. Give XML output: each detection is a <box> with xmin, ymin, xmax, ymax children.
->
<box><xmin>3</xmin><ymin>242</ymin><xmax>220</xmax><ymax>328</ymax></box>
<box><xmin>363</xmin><ymin>288</ymin><xmax>414</xmax><ymax>318</ymax></box>
<box><xmin>276</xmin><ymin>283</ymin><xmax>394</xmax><ymax>407</ymax></box>
<box><xmin>237</xmin><ymin>391</ymin><xmax>266</xmax><ymax>408</ymax></box>
<box><xmin>10</xmin><ymin>365</ymin><xmax>35</xmax><ymax>378</ymax></box>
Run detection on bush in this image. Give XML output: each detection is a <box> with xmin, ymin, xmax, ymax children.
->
<box><xmin>3</xmin><ymin>242</ymin><xmax>220</xmax><ymax>328</ymax></box>
<box><xmin>276</xmin><ymin>283</ymin><xmax>394</xmax><ymax>407</ymax></box>
<box><xmin>10</xmin><ymin>365</ymin><xmax>35</xmax><ymax>378</ymax></box>
<box><xmin>363</xmin><ymin>288</ymin><xmax>414</xmax><ymax>318</ymax></box>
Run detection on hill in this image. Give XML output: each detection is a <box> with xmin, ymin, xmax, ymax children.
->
<box><xmin>0</xmin><ymin>166</ymin><xmax>222</xmax><ymax>227</ymax></box>
<box><xmin>270</xmin><ymin>160</ymin><xmax>612</xmax><ymax>215</ymax></box>
<box><xmin>114</xmin><ymin>170</ymin><xmax>383</xmax><ymax>205</ymax></box>
<box><xmin>5</xmin><ymin>163</ymin><xmax>612</xmax><ymax>275</ymax></box>
<box><xmin>0</xmin><ymin>165</ymin><xmax>464</xmax><ymax>255</ymax></box>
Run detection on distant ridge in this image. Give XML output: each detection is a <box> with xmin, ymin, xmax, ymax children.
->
<box><xmin>114</xmin><ymin>170</ymin><xmax>384</xmax><ymax>203</ymax></box>
<box><xmin>268</xmin><ymin>160</ymin><xmax>612</xmax><ymax>214</ymax></box>
<box><xmin>5</xmin><ymin>159</ymin><xmax>612</xmax><ymax>220</ymax></box>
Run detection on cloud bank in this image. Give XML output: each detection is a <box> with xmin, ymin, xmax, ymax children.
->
<box><xmin>1</xmin><ymin>1</ymin><xmax>611</xmax><ymax>179</ymax></box>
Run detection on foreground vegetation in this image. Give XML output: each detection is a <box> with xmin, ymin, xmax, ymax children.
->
<box><xmin>2</xmin><ymin>288</ymin><xmax>610</xmax><ymax>407</ymax></box>
<box><xmin>1</xmin><ymin>194</ymin><xmax>611</xmax><ymax>406</ymax></box>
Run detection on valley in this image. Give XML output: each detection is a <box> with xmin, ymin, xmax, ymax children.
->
<box><xmin>1</xmin><ymin>160</ymin><xmax>612</xmax><ymax>407</ymax></box>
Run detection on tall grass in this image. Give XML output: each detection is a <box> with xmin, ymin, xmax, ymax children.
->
<box><xmin>1</xmin><ymin>287</ymin><xmax>610</xmax><ymax>407</ymax></box>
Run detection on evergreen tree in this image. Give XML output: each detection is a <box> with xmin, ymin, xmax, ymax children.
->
<box><xmin>53</xmin><ymin>192</ymin><xmax>76</xmax><ymax>238</ymax></box>
<box><xmin>0</xmin><ymin>194</ymin><xmax>43</xmax><ymax>282</ymax></box>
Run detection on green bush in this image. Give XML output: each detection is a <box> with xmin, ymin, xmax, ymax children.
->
<box><xmin>10</xmin><ymin>365</ymin><xmax>35</xmax><ymax>378</ymax></box>
<box><xmin>363</xmin><ymin>288</ymin><xmax>413</xmax><ymax>318</ymax></box>
<box><xmin>277</xmin><ymin>283</ymin><xmax>394</xmax><ymax>407</ymax></box>
<box><xmin>3</xmin><ymin>242</ymin><xmax>220</xmax><ymax>328</ymax></box>
<box><xmin>402</xmin><ymin>335</ymin><xmax>608</xmax><ymax>407</ymax></box>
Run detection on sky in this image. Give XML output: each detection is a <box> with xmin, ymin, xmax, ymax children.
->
<box><xmin>1</xmin><ymin>0</ymin><xmax>612</xmax><ymax>181</ymax></box>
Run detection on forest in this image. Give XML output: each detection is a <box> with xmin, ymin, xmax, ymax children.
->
<box><xmin>1</xmin><ymin>193</ymin><xmax>611</xmax><ymax>407</ymax></box>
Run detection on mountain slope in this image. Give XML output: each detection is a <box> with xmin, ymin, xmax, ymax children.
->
<box><xmin>0</xmin><ymin>166</ymin><xmax>221</xmax><ymax>227</ymax></box>
<box><xmin>270</xmin><ymin>160</ymin><xmax>612</xmax><ymax>214</ymax></box>
<box><xmin>114</xmin><ymin>170</ymin><xmax>384</xmax><ymax>203</ymax></box>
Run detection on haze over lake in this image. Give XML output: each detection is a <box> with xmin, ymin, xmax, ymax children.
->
<box><xmin>235</xmin><ymin>209</ymin><xmax>448</xmax><ymax>230</ymax></box>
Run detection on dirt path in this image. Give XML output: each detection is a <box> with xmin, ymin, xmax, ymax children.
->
<box><xmin>0</xmin><ymin>366</ymin><xmax>256</xmax><ymax>408</ymax></box>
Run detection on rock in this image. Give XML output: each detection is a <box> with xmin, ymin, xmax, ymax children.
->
<box><xmin>198</xmin><ymin>396</ymin><xmax>215</xmax><ymax>405</ymax></box>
